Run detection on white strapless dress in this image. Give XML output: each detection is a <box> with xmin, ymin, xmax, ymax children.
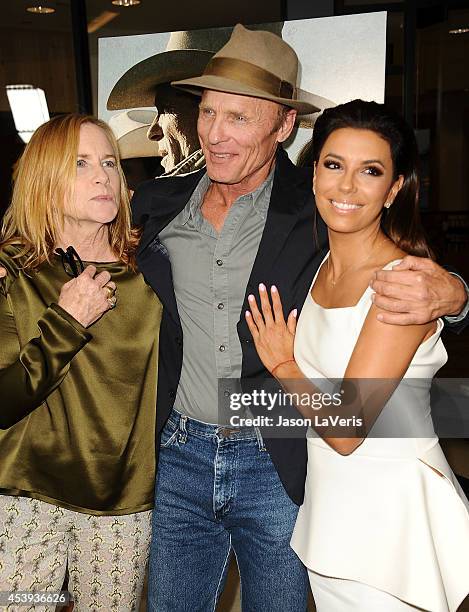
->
<box><xmin>291</xmin><ymin>256</ymin><xmax>469</xmax><ymax>612</ymax></box>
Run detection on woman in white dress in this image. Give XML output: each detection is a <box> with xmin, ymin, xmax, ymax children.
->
<box><xmin>245</xmin><ymin>100</ymin><xmax>469</xmax><ymax>611</ymax></box>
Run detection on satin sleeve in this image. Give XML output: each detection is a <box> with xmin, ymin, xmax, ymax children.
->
<box><xmin>0</xmin><ymin>289</ymin><xmax>92</xmax><ymax>429</ymax></box>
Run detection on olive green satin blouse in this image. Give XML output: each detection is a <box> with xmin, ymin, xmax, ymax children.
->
<box><xmin>0</xmin><ymin>246</ymin><xmax>162</xmax><ymax>515</ymax></box>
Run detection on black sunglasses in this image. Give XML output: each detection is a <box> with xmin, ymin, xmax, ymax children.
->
<box><xmin>55</xmin><ymin>246</ymin><xmax>84</xmax><ymax>278</ymax></box>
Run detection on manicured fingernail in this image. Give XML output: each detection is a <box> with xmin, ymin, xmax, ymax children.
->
<box><xmin>248</xmin><ymin>294</ymin><xmax>255</xmax><ymax>302</ymax></box>
<box><xmin>259</xmin><ymin>283</ymin><xmax>266</xmax><ymax>291</ymax></box>
<box><xmin>377</xmin><ymin>314</ymin><xmax>384</xmax><ymax>321</ymax></box>
<box><xmin>271</xmin><ymin>285</ymin><xmax>277</xmax><ymax>292</ymax></box>
<box><xmin>245</xmin><ymin>310</ymin><xmax>251</xmax><ymax>317</ymax></box>
<box><xmin>292</xmin><ymin>309</ymin><xmax>297</xmax><ymax>317</ymax></box>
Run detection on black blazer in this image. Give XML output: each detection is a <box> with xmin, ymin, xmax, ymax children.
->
<box><xmin>132</xmin><ymin>147</ymin><xmax>328</xmax><ymax>505</ymax></box>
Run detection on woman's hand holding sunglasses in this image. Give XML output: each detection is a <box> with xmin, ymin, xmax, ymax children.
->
<box><xmin>58</xmin><ymin>266</ymin><xmax>117</xmax><ymax>328</ymax></box>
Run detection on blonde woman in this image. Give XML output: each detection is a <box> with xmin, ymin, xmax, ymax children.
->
<box><xmin>0</xmin><ymin>115</ymin><xmax>162</xmax><ymax>611</ymax></box>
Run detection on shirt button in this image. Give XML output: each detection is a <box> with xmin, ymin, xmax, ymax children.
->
<box><xmin>216</xmin><ymin>259</ymin><xmax>223</xmax><ymax>266</ymax></box>
<box><xmin>217</xmin><ymin>303</ymin><xmax>224</xmax><ymax>310</ymax></box>
<box><xmin>219</xmin><ymin>344</ymin><xmax>226</xmax><ymax>352</ymax></box>
<box><xmin>224</xmin><ymin>390</ymin><xmax>230</xmax><ymax>397</ymax></box>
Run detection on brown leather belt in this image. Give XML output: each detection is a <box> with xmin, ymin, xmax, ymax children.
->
<box><xmin>217</xmin><ymin>427</ymin><xmax>241</xmax><ymax>438</ymax></box>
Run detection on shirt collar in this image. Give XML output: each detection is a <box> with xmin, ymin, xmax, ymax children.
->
<box><xmin>181</xmin><ymin>173</ymin><xmax>211</xmax><ymax>225</ymax></box>
<box><xmin>181</xmin><ymin>165</ymin><xmax>275</xmax><ymax>226</ymax></box>
<box><xmin>243</xmin><ymin>168</ymin><xmax>274</xmax><ymax>218</ymax></box>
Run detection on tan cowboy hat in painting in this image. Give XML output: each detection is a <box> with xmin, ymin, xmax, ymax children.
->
<box><xmin>108</xmin><ymin>109</ymin><xmax>158</xmax><ymax>159</ymax></box>
<box><xmin>173</xmin><ymin>24</ymin><xmax>322</xmax><ymax>115</ymax></box>
<box><xmin>106</xmin><ymin>24</ymin><xmax>283</xmax><ymax>111</ymax></box>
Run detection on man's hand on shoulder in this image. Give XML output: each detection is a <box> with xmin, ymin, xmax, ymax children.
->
<box><xmin>370</xmin><ymin>255</ymin><xmax>467</xmax><ymax>325</ymax></box>
<box><xmin>0</xmin><ymin>266</ymin><xmax>6</xmax><ymax>279</ymax></box>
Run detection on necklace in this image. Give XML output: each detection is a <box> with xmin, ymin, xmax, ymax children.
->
<box><xmin>327</xmin><ymin>238</ymin><xmax>387</xmax><ymax>287</ymax></box>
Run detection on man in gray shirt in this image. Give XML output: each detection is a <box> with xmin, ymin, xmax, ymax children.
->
<box><xmin>132</xmin><ymin>24</ymin><xmax>469</xmax><ymax>612</ymax></box>
<box><xmin>159</xmin><ymin>171</ymin><xmax>274</xmax><ymax>424</ymax></box>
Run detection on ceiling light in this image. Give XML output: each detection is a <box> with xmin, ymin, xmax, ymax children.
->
<box><xmin>111</xmin><ymin>0</ymin><xmax>141</xmax><ymax>6</ymax></box>
<box><xmin>26</xmin><ymin>5</ymin><xmax>55</xmax><ymax>13</ymax></box>
<box><xmin>88</xmin><ymin>11</ymin><xmax>119</xmax><ymax>33</ymax></box>
<box><xmin>449</xmin><ymin>28</ymin><xmax>469</xmax><ymax>34</ymax></box>
<box><xmin>6</xmin><ymin>85</ymin><xmax>50</xmax><ymax>144</ymax></box>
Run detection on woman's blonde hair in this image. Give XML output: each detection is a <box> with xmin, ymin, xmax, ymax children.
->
<box><xmin>1</xmin><ymin>114</ymin><xmax>140</xmax><ymax>270</ymax></box>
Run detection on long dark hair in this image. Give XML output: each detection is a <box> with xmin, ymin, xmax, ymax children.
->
<box><xmin>301</xmin><ymin>99</ymin><xmax>433</xmax><ymax>258</ymax></box>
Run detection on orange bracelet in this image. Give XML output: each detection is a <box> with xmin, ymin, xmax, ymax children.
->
<box><xmin>271</xmin><ymin>359</ymin><xmax>296</xmax><ymax>377</ymax></box>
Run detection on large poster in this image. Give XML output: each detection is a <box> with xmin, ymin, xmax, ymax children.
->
<box><xmin>98</xmin><ymin>13</ymin><xmax>386</xmax><ymax>170</ymax></box>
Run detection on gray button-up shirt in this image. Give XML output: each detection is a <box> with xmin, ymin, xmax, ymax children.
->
<box><xmin>159</xmin><ymin>171</ymin><xmax>274</xmax><ymax>424</ymax></box>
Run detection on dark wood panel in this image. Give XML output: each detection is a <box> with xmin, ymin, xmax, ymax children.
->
<box><xmin>0</xmin><ymin>28</ymin><xmax>77</xmax><ymax>112</ymax></box>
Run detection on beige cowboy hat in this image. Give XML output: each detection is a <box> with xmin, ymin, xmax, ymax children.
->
<box><xmin>108</xmin><ymin>109</ymin><xmax>159</xmax><ymax>159</ymax></box>
<box><xmin>107</xmin><ymin>24</ymin><xmax>283</xmax><ymax>111</ymax></box>
<box><xmin>173</xmin><ymin>24</ymin><xmax>329</xmax><ymax>116</ymax></box>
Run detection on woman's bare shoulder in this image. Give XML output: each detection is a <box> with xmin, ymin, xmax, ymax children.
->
<box><xmin>371</xmin><ymin>246</ymin><xmax>407</xmax><ymax>273</ymax></box>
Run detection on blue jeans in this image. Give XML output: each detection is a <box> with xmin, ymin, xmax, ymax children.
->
<box><xmin>148</xmin><ymin>409</ymin><xmax>308</xmax><ymax>612</ymax></box>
